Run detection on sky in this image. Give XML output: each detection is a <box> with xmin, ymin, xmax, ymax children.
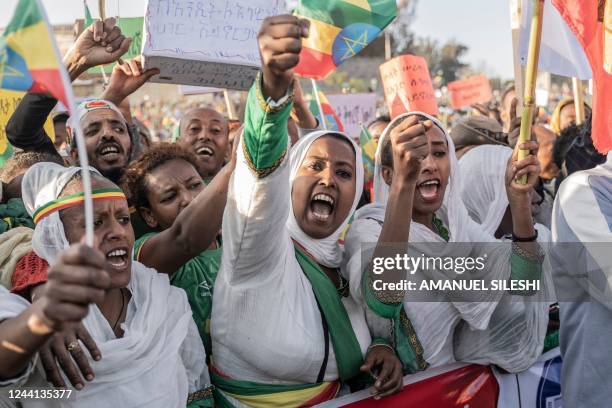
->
<box><xmin>1</xmin><ymin>0</ymin><xmax>515</xmax><ymax>79</ymax></box>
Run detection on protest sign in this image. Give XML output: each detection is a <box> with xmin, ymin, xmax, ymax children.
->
<box><xmin>447</xmin><ymin>75</ymin><xmax>493</xmax><ymax>109</ymax></box>
<box><xmin>379</xmin><ymin>55</ymin><xmax>438</xmax><ymax>118</ymax></box>
<box><xmin>0</xmin><ymin>90</ymin><xmax>55</xmax><ymax>167</ymax></box>
<box><xmin>142</xmin><ymin>0</ymin><xmax>283</xmax><ymax>90</ymax></box>
<box><xmin>325</xmin><ymin>93</ymin><xmax>377</xmax><ymax>139</ymax></box>
<box><xmin>87</xmin><ymin>18</ymin><xmax>144</xmax><ymax>75</ymax></box>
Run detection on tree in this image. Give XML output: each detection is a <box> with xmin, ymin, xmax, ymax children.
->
<box><xmin>437</xmin><ymin>40</ymin><xmax>469</xmax><ymax>83</ymax></box>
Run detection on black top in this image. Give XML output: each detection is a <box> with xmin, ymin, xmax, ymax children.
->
<box><xmin>6</xmin><ymin>92</ymin><xmax>141</xmax><ymax>165</ymax></box>
<box><xmin>6</xmin><ymin>93</ymin><xmax>60</xmax><ymax>159</ymax></box>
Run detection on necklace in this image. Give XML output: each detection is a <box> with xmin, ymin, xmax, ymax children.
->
<box><xmin>334</xmin><ymin>268</ymin><xmax>349</xmax><ymax>297</ymax></box>
<box><xmin>112</xmin><ymin>289</ymin><xmax>127</xmax><ymax>333</ymax></box>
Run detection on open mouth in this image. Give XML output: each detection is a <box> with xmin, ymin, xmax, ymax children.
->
<box><xmin>310</xmin><ymin>193</ymin><xmax>335</xmax><ymax>221</ymax></box>
<box><xmin>196</xmin><ymin>145</ymin><xmax>214</xmax><ymax>157</ymax></box>
<box><xmin>106</xmin><ymin>247</ymin><xmax>129</xmax><ymax>270</ymax></box>
<box><xmin>417</xmin><ymin>179</ymin><xmax>441</xmax><ymax>202</ymax></box>
<box><xmin>97</xmin><ymin>143</ymin><xmax>123</xmax><ymax>161</ymax></box>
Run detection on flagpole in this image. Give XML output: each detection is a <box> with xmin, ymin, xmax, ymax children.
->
<box><xmin>223</xmin><ymin>89</ymin><xmax>236</xmax><ymax>120</ymax></box>
<box><xmin>510</xmin><ymin>0</ymin><xmax>525</xmax><ymax>116</ymax></box>
<box><xmin>384</xmin><ymin>32</ymin><xmax>391</xmax><ymax>60</ymax></box>
<box><xmin>37</xmin><ymin>0</ymin><xmax>94</xmax><ymax>246</ymax></box>
<box><xmin>311</xmin><ymin>79</ymin><xmax>327</xmax><ymax>130</ymax></box>
<box><xmin>572</xmin><ymin>77</ymin><xmax>585</xmax><ymax>125</ymax></box>
<box><xmin>517</xmin><ymin>0</ymin><xmax>544</xmax><ymax>184</ymax></box>
<box><xmin>98</xmin><ymin>0</ymin><xmax>124</xmax><ymax>66</ymax></box>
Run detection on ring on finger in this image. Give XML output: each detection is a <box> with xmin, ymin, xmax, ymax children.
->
<box><xmin>67</xmin><ymin>341</ymin><xmax>80</xmax><ymax>353</ymax></box>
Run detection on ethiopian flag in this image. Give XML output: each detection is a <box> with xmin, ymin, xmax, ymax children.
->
<box><xmin>359</xmin><ymin>124</ymin><xmax>376</xmax><ymax>184</ymax></box>
<box><xmin>294</xmin><ymin>0</ymin><xmax>397</xmax><ymax>80</ymax></box>
<box><xmin>309</xmin><ymin>90</ymin><xmax>344</xmax><ymax>132</ymax></box>
<box><xmin>0</xmin><ymin>0</ymin><xmax>74</xmax><ymax>111</ymax></box>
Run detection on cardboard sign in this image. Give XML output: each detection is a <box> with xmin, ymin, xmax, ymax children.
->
<box><xmin>326</xmin><ymin>93</ymin><xmax>377</xmax><ymax>139</ymax></box>
<box><xmin>447</xmin><ymin>75</ymin><xmax>493</xmax><ymax>109</ymax></box>
<box><xmin>0</xmin><ymin>90</ymin><xmax>55</xmax><ymax>166</ymax></box>
<box><xmin>379</xmin><ymin>55</ymin><xmax>438</xmax><ymax>118</ymax></box>
<box><xmin>142</xmin><ymin>0</ymin><xmax>283</xmax><ymax>90</ymax></box>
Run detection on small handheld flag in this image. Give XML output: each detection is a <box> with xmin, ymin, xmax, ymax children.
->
<box><xmin>309</xmin><ymin>88</ymin><xmax>345</xmax><ymax>132</ymax></box>
<box><xmin>1</xmin><ymin>0</ymin><xmax>96</xmax><ymax>245</ymax></box>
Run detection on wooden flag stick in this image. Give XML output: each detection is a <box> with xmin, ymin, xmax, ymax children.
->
<box><xmin>510</xmin><ymin>0</ymin><xmax>525</xmax><ymax>115</ymax></box>
<box><xmin>572</xmin><ymin>77</ymin><xmax>585</xmax><ymax>125</ymax></box>
<box><xmin>384</xmin><ymin>32</ymin><xmax>392</xmax><ymax>61</ymax></box>
<box><xmin>223</xmin><ymin>89</ymin><xmax>236</xmax><ymax>120</ymax></box>
<box><xmin>98</xmin><ymin>0</ymin><xmax>124</xmax><ymax>65</ymax></box>
<box><xmin>311</xmin><ymin>79</ymin><xmax>327</xmax><ymax>130</ymax></box>
<box><xmin>517</xmin><ymin>0</ymin><xmax>544</xmax><ymax>184</ymax></box>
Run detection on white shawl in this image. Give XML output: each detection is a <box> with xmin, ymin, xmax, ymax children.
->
<box><xmin>9</xmin><ymin>162</ymin><xmax>209</xmax><ymax>407</ymax></box>
<box><xmin>458</xmin><ymin>144</ymin><xmax>552</xmax><ymax>242</ymax></box>
<box><xmin>344</xmin><ymin>112</ymin><xmax>548</xmax><ymax>372</ymax></box>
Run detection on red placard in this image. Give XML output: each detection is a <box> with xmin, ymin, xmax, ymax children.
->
<box><xmin>379</xmin><ymin>55</ymin><xmax>439</xmax><ymax>118</ymax></box>
<box><xmin>447</xmin><ymin>75</ymin><xmax>493</xmax><ymax>109</ymax></box>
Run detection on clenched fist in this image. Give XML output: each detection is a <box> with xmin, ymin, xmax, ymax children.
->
<box><xmin>36</xmin><ymin>245</ymin><xmax>111</xmax><ymax>331</ymax></box>
<box><xmin>257</xmin><ymin>15</ymin><xmax>310</xmax><ymax>101</ymax></box>
<box><xmin>389</xmin><ymin>116</ymin><xmax>433</xmax><ymax>182</ymax></box>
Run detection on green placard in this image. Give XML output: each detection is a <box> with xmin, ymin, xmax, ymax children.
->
<box><xmin>87</xmin><ymin>17</ymin><xmax>144</xmax><ymax>74</ymax></box>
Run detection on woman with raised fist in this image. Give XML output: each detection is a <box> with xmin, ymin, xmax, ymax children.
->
<box><xmin>344</xmin><ymin>112</ymin><xmax>550</xmax><ymax>374</ymax></box>
<box><xmin>210</xmin><ymin>15</ymin><xmax>403</xmax><ymax>406</ymax></box>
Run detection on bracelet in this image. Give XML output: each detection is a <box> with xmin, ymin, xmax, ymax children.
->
<box><xmin>1</xmin><ymin>340</ymin><xmax>26</xmax><ymax>354</ymax></box>
<box><xmin>511</xmin><ymin>241</ymin><xmax>545</xmax><ymax>262</ymax></box>
<box><xmin>367</xmin><ymin>343</ymin><xmax>395</xmax><ymax>355</ymax></box>
<box><xmin>27</xmin><ymin>313</ymin><xmax>55</xmax><ymax>336</ymax></box>
<box><xmin>512</xmin><ymin>229</ymin><xmax>538</xmax><ymax>242</ymax></box>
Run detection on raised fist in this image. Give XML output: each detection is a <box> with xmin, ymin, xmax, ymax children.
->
<box><xmin>389</xmin><ymin>116</ymin><xmax>433</xmax><ymax>181</ymax></box>
<box><xmin>36</xmin><ymin>245</ymin><xmax>111</xmax><ymax>331</ymax></box>
<box><xmin>257</xmin><ymin>15</ymin><xmax>309</xmax><ymax>100</ymax></box>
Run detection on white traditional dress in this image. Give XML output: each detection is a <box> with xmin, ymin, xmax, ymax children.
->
<box><xmin>211</xmin><ymin>77</ymin><xmax>371</xmax><ymax>407</ymax></box>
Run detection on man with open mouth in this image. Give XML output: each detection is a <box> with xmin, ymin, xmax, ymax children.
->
<box><xmin>177</xmin><ymin>108</ymin><xmax>230</xmax><ymax>182</ymax></box>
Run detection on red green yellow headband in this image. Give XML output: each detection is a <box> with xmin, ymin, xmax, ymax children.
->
<box><xmin>32</xmin><ymin>188</ymin><xmax>127</xmax><ymax>224</ymax></box>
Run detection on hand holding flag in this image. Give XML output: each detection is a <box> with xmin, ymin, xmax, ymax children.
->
<box><xmin>63</xmin><ymin>17</ymin><xmax>131</xmax><ymax>81</ymax></box>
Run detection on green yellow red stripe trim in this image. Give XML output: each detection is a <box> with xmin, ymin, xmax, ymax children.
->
<box><xmin>32</xmin><ymin>188</ymin><xmax>126</xmax><ymax>224</ymax></box>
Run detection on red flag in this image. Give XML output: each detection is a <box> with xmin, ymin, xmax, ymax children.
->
<box><xmin>552</xmin><ymin>0</ymin><xmax>611</xmax><ymax>153</ymax></box>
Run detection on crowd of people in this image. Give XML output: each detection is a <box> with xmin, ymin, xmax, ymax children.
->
<box><xmin>0</xmin><ymin>14</ymin><xmax>610</xmax><ymax>408</ymax></box>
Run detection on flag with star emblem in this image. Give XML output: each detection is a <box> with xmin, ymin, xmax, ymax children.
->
<box><xmin>294</xmin><ymin>0</ymin><xmax>397</xmax><ymax>80</ymax></box>
<box><xmin>0</xmin><ymin>0</ymin><xmax>75</xmax><ymax>111</ymax></box>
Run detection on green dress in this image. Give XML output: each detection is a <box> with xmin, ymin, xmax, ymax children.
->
<box><xmin>133</xmin><ymin>233</ymin><xmax>221</xmax><ymax>358</ymax></box>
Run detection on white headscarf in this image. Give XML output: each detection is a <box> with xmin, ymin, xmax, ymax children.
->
<box><xmin>458</xmin><ymin>145</ymin><xmax>514</xmax><ymax>236</ymax></box>
<box><xmin>21</xmin><ymin>162</ymin><xmax>101</xmax><ymax>264</ymax></box>
<box><xmin>287</xmin><ymin>130</ymin><xmax>364</xmax><ymax>267</ymax></box>
<box><xmin>371</xmin><ymin>111</ymin><xmax>480</xmax><ymax>243</ymax></box>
